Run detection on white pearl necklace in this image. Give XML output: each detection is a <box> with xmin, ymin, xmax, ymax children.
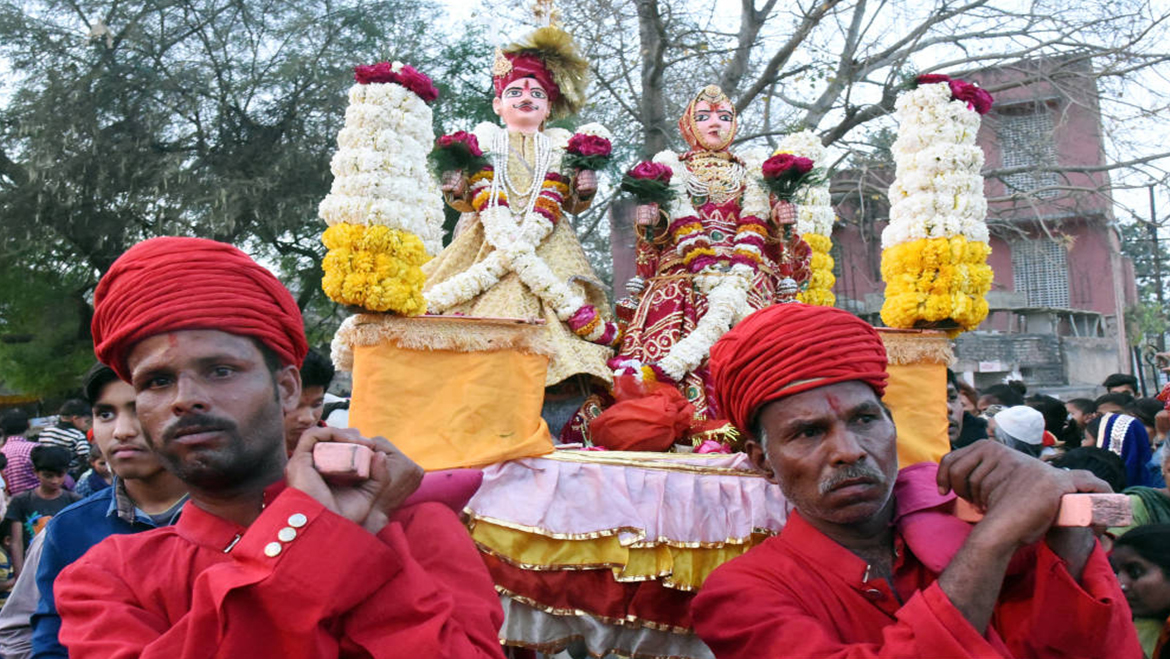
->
<box><xmin>490</xmin><ymin>128</ymin><xmax>554</xmax><ymax>219</ymax></box>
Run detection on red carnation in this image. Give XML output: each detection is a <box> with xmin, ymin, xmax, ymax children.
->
<box><xmin>628</xmin><ymin>161</ymin><xmax>672</xmax><ymax>183</ymax></box>
<box><xmin>949</xmin><ymin>79</ymin><xmax>993</xmax><ymax>115</ymax></box>
<box><xmin>353</xmin><ymin>62</ymin><xmax>438</xmax><ymax>104</ymax></box>
<box><xmin>396</xmin><ymin>65</ymin><xmax>439</xmax><ymax>103</ymax></box>
<box><xmin>354</xmin><ymin>62</ymin><xmax>395</xmax><ymax>85</ymax></box>
<box><xmin>436</xmin><ymin>131</ymin><xmax>482</xmax><ymax>157</ymax></box>
<box><xmin>762</xmin><ymin>154</ymin><xmax>814</xmax><ymax>180</ymax></box>
<box><xmin>567</xmin><ymin>134</ymin><xmax>612</xmax><ymax>158</ymax></box>
<box><xmin>916</xmin><ymin>73</ymin><xmax>952</xmax><ymax>85</ymax></box>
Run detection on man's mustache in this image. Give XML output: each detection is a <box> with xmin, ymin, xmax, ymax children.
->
<box><xmin>818</xmin><ymin>463</ymin><xmax>884</xmax><ymax>495</ymax></box>
<box><xmin>161</xmin><ymin>414</ymin><xmax>237</xmax><ymax>443</ymax></box>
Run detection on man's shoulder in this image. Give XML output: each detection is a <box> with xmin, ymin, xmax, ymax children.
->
<box><xmin>49</xmin><ymin>488</ymin><xmax>115</xmax><ymax>526</ymax></box>
<box><xmin>64</xmin><ymin>524</ymin><xmax>182</xmax><ymax>569</ymax></box>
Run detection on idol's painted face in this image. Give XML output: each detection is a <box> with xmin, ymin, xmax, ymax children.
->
<box><xmin>493</xmin><ymin>78</ymin><xmax>550</xmax><ymax>133</ymax></box>
<box><xmin>751</xmin><ymin>381</ymin><xmax>899</xmax><ymax>527</ymax></box>
<box><xmin>126</xmin><ymin>330</ymin><xmax>298</xmax><ymax>492</ymax></box>
<box><xmin>692</xmin><ymin>101</ymin><xmax>734</xmax><ymax>150</ymax></box>
<box><xmin>92</xmin><ymin>378</ymin><xmax>168</xmax><ymax>482</ymax></box>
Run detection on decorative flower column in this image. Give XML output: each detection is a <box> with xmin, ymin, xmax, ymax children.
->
<box><xmin>318</xmin><ymin>62</ymin><xmax>445</xmax><ymax>315</ymax></box>
<box><xmin>880</xmin><ymin>75</ymin><xmax>994</xmax><ymax>333</ymax></box>
<box><xmin>776</xmin><ymin>130</ymin><xmax>836</xmax><ymax>306</ymax></box>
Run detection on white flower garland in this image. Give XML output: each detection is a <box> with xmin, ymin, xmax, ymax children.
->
<box><xmin>657</xmin><ymin>267</ymin><xmax>753</xmax><ymax>381</ymax></box>
<box><xmin>423</xmin><ymin>123</ymin><xmax>590</xmax><ymax>319</ymax></box>
<box><xmin>318</xmin><ymin>77</ymin><xmax>445</xmax><ymax>255</ymax></box>
<box><xmin>882</xmin><ymin>82</ymin><xmax>988</xmax><ymax>249</ymax></box>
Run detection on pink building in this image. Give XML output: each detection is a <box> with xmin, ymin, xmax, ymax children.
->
<box><xmin>831</xmin><ymin>58</ymin><xmax>1135</xmax><ymax>393</ymax></box>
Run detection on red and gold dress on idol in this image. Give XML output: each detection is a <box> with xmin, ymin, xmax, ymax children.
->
<box><xmin>563</xmin><ymin>85</ymin><xmax>811</xmax><ymax>451</ymax></box>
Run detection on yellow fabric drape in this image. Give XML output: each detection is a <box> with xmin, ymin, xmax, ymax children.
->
<box><xmin>349</xmin><ymin>342</ymin><xmax>554</xmax><ymax>471</ymax></box>
<box><xmin>884</xmin><ymin>360</ymin><xmax>950</xmax><ymax>468</ymax></box>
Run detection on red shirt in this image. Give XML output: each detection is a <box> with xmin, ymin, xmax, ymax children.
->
<box><xmin>693</xmin><ymin>504</ymin><xmax>1141</xmax><ymax>658</ymax></box>
<box><xmin>54</xmin><ymin>484</ymin><xmax>505</xmax><ymax>659</ymax></box>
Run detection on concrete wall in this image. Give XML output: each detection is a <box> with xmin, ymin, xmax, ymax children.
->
<box><xmin>1063</xmin><ymin>337</ymin><xmax>1125</xmax><ymax>387</ymax></box>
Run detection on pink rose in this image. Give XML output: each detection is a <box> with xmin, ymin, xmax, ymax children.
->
<box><xmin>762</xmin><ymin>154</ymin><xmax>814</xmax><ymax>180</ymax></box>
<box><xmin>916</xmin><ymin>73</ymin><xmax>952</xmax><ymax>85</ymax></box>
<box><xmin>948</xmin><ymin>79</ymin><xmax>993</xmax><ymax>115</ymax></box>
<box><xmin>436</xmin><ymin>131</ymin><xmax>482</xmax><ymax>157</ymax></box>
<box><xmin>567</xmin><ymin>134</ymin><xmax>612</xmax><ymax>158</ymax></box>
<box><xmin>628</xmin><ymin>161</ymin><xmax>672</xmax><ymax>183</ymax></box>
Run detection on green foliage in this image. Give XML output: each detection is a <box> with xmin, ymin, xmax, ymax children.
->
<box><xmin>0</xmin><ymin>0</ymin><xmax>493</xmax><ymax>396</ymax></box>
<box><xmin>1119</xmin><ymin>220</ymin><xmax>1170</xmax><ymax>346</ymax></box>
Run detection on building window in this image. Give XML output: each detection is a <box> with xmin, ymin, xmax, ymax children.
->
<box><xmin>1011</xmin><ymin>238</ymin><xmax>1069</xmax><ymax>308</ymax></box>
<box><xmin>997</xmin><ymin>104</ymin><xmax>1059</xmax><ymax>198</ymax></box>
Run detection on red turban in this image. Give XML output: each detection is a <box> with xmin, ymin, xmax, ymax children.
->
<box><xmin>493</xmin><ymin>53</ymin><xmax>560</xmax><ymax>106</ymax></box>
<box><xmin>92</xmin><ymin>237</ymin><xmax>308</xmax><ymax>382</ymax></box>
<box><xmin>709</xmin><ymin>303</ymin><xmax>888</xmax><ymax>434</ymax></box>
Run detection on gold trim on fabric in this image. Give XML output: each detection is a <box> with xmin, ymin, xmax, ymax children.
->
<box><xmin>496</xmin><ymin>587</ymin><xmax>695</xmax><ymax>635</ymax></box>
<box><xmin>877</xmin><ymin>329</ymin><xmax>954</xmax><ymax>366</ymax></box>
<box><xmin>334</xmin><ymin>313</ymin><xmax>554</xmax><ymax>369</ymax></box>
<box><xmin>466</xmin><ymin>512</ymin><xmax>775</xmax><ymax>548</ymax></box>
<box><xmin>472</xmin><ymin>520</ymin><xmax>770</xmax><ymax>588</ymax></box>
<box><xmin>539</xmin><ymin>450</ymin><xmax>765</xmax><ymax>477</ymax></box>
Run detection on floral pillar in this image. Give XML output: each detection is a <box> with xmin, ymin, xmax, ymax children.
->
<box><xmin>880</xmin><ymin>75</ymin><xmax>994</xmax><ymax>333</ymax></box>
<box><xmin>318</xmin><ymin>62</ymin><xmax>445</xmax><ymax>315</ymax></box>
<box><xmin>776</xmin><ymin>130</ymin><xmax>836</xmax><ymax>307</ymax></box>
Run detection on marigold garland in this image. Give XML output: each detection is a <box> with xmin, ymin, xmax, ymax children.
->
<box><xmin>880</xmin><ymin>236</ymin><xmax>992</xmax><ymax>333</ymax></box>
<box><xmin>879</xmin><ymin>80</ymin><xmax>994</xmax><ymax>332</ymax></box>
<box><xmin>797</xmin><ymin>233</ymin><xmax>836</xmax><ymax>306</ymax></box>
<box><xmin>322</xmin><ymin>224</ymin><xmax>430</xmax><ymax>315</ymax></box>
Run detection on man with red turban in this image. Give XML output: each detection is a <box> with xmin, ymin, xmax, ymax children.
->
<box><xmin>692</xmin><ymin>303</ymin><xmax>1140</xmax><ymax>658</ymax></box>
<box><xmin>56</xmin><ymin>237</ymin><xmax>505</xmax><ymax>658</ymax></box>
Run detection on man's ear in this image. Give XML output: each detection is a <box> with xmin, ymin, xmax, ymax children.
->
<box><xmin>492</xmin><ymin>96</ymin><xmax>502</xmax><ymax>117</ymax></box>
<box><xmin>744</xmin><ymin>438</ymin><xmax>779</xmax><ymax>485</ymax></box>
<box><xmin>276</xmin><ymin>365</ymin><xmax>301</xmax><ymax>414</ymax></box>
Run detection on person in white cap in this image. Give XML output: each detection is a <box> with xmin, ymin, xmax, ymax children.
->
<box><xmin>994</xmin><ymin>405</ymin><xmax>1047</xmax><ymax>458</ymax></box>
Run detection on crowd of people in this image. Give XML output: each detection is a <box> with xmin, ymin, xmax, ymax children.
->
<box><xmin>0</xmin><ymin>239</ymin><xmax>1162</xmax><ymax>657</ymax></box>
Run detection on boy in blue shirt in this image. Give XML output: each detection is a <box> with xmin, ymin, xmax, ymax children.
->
<box><xmin>30</xmin><ymin>364</ymin><xmax>188</xmax><ymax>658</ymax></box>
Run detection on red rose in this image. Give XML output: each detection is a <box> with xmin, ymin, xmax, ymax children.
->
<box><xmin>762</xmin><ymin>154</ymin><xmax>814</xmax><ymax>180</ymax></box>
<box><xmin>916</xmin><ymin>73</ymin><xmax>951</xmax><ymax>85</ymax></box>
<box><xmin>436</xmin><ymin>131</ymin><xmax>482</xmax><ymax>156</ymax></box>
<box><xmin>567</xmin><ymin>134</ymin><xmax>612</xmax><ymax>158</ymax></box>
<box><xmin>628</xmin><ymin>161</ymin><xmax>672</xmax><ymax>183</ymax></box>
<box><xmin>948</xmin><ymin>79</ymin><xmax>993</xmax><ymax>115</ymax></box>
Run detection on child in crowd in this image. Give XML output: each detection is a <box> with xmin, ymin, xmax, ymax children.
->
<box><xmin>73</xmin><ymin>446</ymin><xmax>112</xmax><ymax>498</ymax></box>
<box><xmin>2</xmin><ymin>446</ymin><xmax>81</xmax><ymax>577</ymax></box>
<box><xmin>0</xmin><ymin>522</ymin><xmax>13</xmax><ymax>610</ymax></box>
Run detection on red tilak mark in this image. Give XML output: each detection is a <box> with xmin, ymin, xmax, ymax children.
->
<box><xmin>166</xmin><ymin>334</ymin><xmax>179</xmax><ymax>348</ymax></box>
<box><xmin>825</xmin><ymin>394</ymin><xmax>844</xmax><ymax>415</ymax></box>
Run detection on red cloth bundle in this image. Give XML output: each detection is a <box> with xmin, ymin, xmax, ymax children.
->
<box><xmin>92</xmin><ymin>237</ymin><xmax>308</xmax><ymax>381</ymax></box>
<box><xmin>588</xmin><ymin>376</ymin><xmax>695</xmax><ymax>452</ymax></box>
